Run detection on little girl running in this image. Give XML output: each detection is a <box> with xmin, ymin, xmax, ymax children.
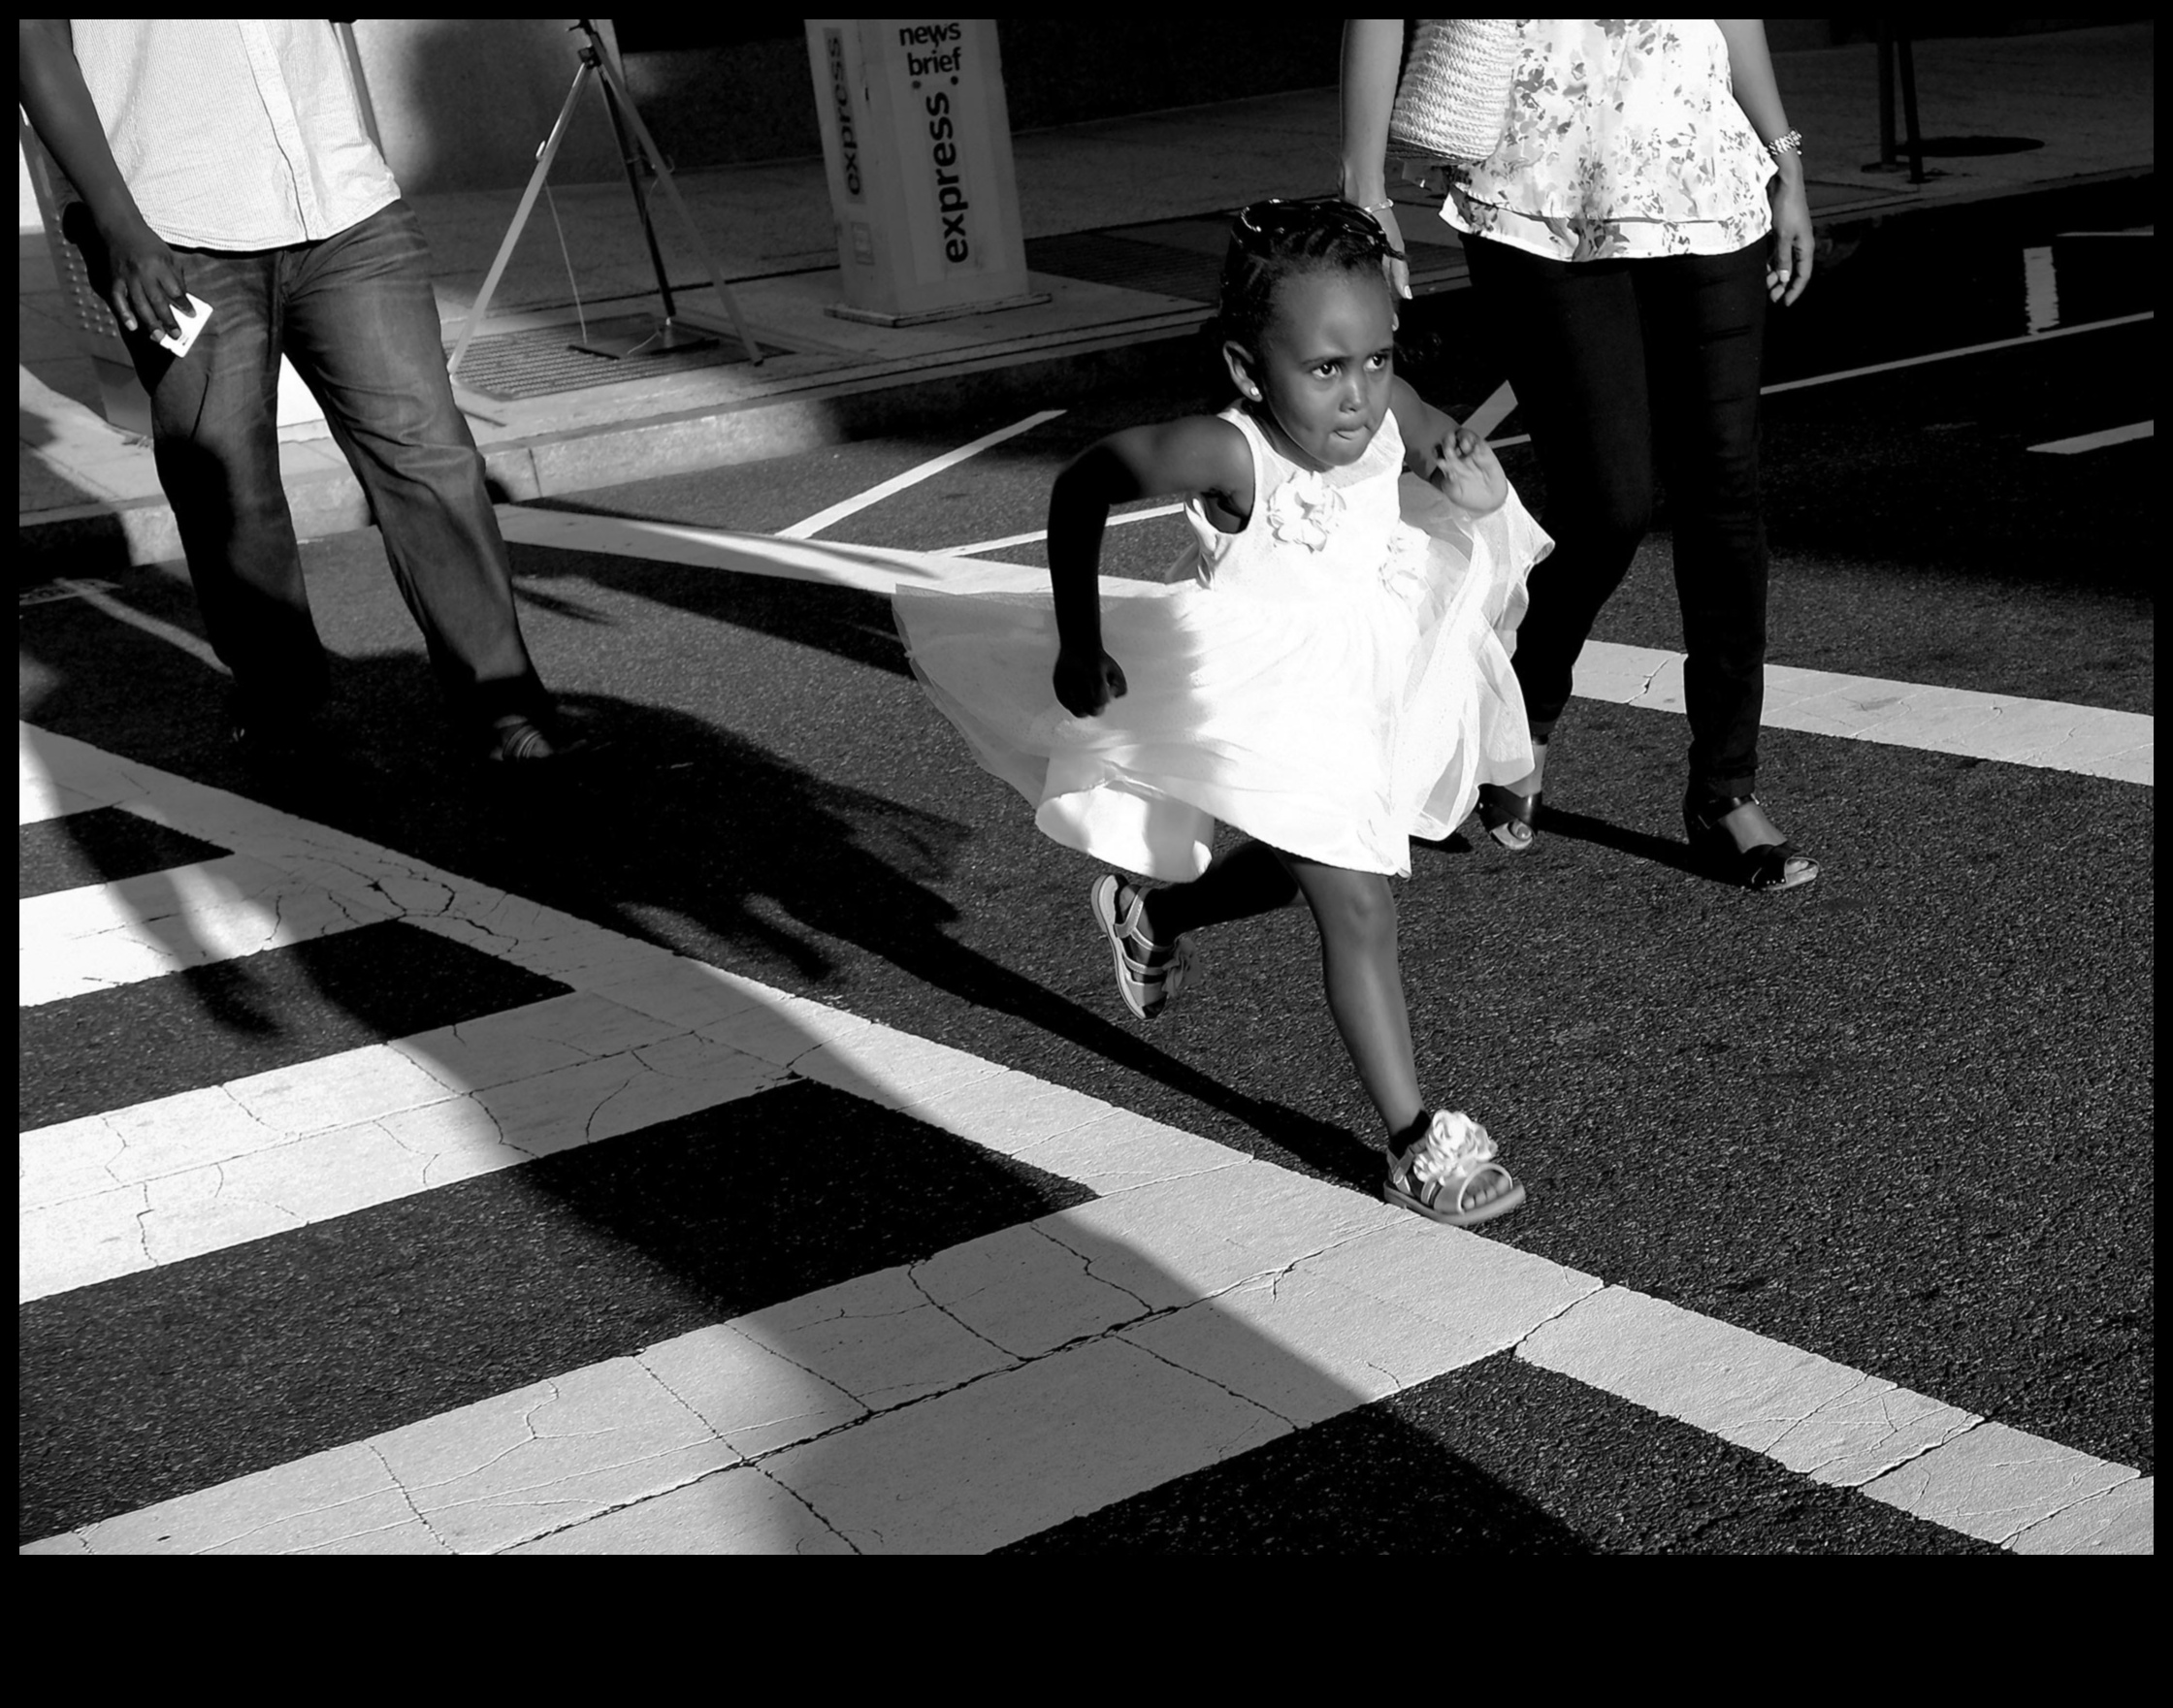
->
<box><xmin>894</xmin><ymin>197</ymin><xmax>1551</xmax><ymax>1226</ymax></box>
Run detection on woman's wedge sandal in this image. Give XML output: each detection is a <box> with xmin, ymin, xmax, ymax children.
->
<box><xmin>1476</xmin><ymin>739</ymin><xmax>1545</xmax><ymax>852</ymax></box>
<box><xmin>1683</xmin><ymin>790</ymin><xmax>1819</xmax><ymax>891</ymax></box>
<box><xmin>1384</xmin><ymin>1111</ymin><xmax>1527</xmax><ymax>1226</ymax></box>
<box><xmin>1476</xmin><ymin>784</ymin><xmax>1541</xmax><ymax>852</ymax></box>
<box><xmin>1089</xmin><ymin>874</ymin><xmax>1194</xmax><ymax>1021</ymax></box>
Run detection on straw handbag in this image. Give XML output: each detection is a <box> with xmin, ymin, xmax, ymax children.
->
<box><xmin>1388</xmin><ymin>19</ymin><xmax>1521</xmax><ymax>164</ymax></box>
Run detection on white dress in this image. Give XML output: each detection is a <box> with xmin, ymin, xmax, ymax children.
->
<box><xmin>892</xmin><ymin>404</ymin><xmax>1550</xmax><ymax>880</ymax></box>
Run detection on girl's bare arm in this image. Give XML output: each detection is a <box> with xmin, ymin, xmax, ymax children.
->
<box><xmin>1047</xmin><ymin>415</ymin><xmax>1251</xmax><ymax>715</ymax></box>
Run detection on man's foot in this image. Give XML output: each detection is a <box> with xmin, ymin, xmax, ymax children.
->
<box><xmin>479</xmin><ymin>712</ymin><xmax>588</xmax><ymax>764</ymax></box>
<box><xmin>1384</xmin><ymin>1111</ymin><xmax>1527</xmax><ymax>1226</ymax></box>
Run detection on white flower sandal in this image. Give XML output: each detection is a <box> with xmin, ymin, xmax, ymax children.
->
<box><xmin>1088</xmin><ymin>874</ymin><xmax>1193</xmax><ymax>1021</ymax></box>
<box><xmin>1384</xmin><ymin>1110</ymin><xmax>1527</xmax><ymax>1226</ymax></box>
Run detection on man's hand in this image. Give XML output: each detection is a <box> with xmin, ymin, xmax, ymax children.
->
<box><xmin>1054</xmin><ymin>646</ymin><xmax>1126</xmax><ymax>718</ymax></box>
<box><xmin>82</xmin><ymin>210</ymin><xmax>189</xmax><ymax>340</ymax></box>
<box><xmin>1427</xmin><ymin>427</ymin><xmax>1508</xmax><ymax>515</ymax></box>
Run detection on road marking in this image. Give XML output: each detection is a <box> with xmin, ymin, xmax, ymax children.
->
<box><xmin>952</xmin><ymin>502</ymin><xmax>1184</xmax><ymax>558</ymax></box>
<box><xmin>1760</xmin><ymin>310</ymin><xmax>2152</xmax><ymax>396</ymax></box>
<box><xmin>18</xmin><ymin>725</ymin><xmax>2152</xmax><ymax>1554</ymax></box>
<box><xmin>35</xmin><ymin>579</ymin><xmax>226</xmax><ymax>675</ymax></box>
<box><xmin>2023</xmin><ymin>244</ymin><xmax>2059</xmax><ymax>334</ymax></box>
<box><xmin>1571</xmin><ymin>642</ymin><xmax>2151</xmax><ymax>787</ymax></box>
<box><xmin>17</xmin><ymin>855</ymin><xmax>391</xmax><ymax>1010</ymax></box>
<box><xmin>2027</xmin><ymin>420</ymin><xmax>2153</xmax><ymax>454</ymax></box>
<box><xmin>777</xmin><ymin>408</ymin><xmax>1066</xmax><ymax>540</ymax></box>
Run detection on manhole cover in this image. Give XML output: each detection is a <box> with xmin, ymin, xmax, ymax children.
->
<box><xmin>450</xmin><ymin>316</ymin><xmax>781</xmax><ymax>401</ymax></box>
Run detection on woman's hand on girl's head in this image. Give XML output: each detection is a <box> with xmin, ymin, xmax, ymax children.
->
<box><xmin>1054</xmin><ymin>646</ymin><xmax>1127</xmax><ymax>719</ymax></box>
<box><xmin>1362</xmin><ymin>202</ymin><xmax>1411</xmax><ymax>300</ymax></box>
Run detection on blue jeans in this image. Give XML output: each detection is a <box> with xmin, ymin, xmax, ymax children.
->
<box><xmin>1464</xmin><ymin>235</ymin><xmax>1769</xmax><ymax>796</ymax></box>
<box><xmin>121</xmin><ymin>200</ymin><xmax>545</xmax><ymax>725</ymax></box>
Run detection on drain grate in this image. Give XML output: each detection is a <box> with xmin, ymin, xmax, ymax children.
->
<box><xmin>449</xmin><ymin>318</ymin><xmax>780</xmax><ymax>401</ymax></box>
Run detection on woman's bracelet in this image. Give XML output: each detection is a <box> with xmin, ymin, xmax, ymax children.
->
<box><xmin>1765</xmin><ymin>128</ymin><xmax>1804</xmax><ymax>160</ymax></box>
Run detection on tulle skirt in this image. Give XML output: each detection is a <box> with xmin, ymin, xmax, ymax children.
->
<box><xmin>894</xmin><ymin>479</ymin><xmax>1550</xmax><ymax>879</ymax></box>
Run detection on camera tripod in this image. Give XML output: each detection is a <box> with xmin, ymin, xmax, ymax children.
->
<box><xmin>446</xmin><ymin>18</ymin><xmax>761</xmax><ymax>376</ymax></box>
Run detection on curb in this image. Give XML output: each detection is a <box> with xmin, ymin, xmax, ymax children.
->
<box><xmin>17</xmin><ymin>166</ymin><xmax>2152</xmax><ymax>572</ymax></box>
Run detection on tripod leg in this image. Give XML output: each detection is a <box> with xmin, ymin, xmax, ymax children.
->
<box><xmin>448</xmin><ymin>59</ymin><xmax>596</xmax><ymax>377</ymax></box>
<box><xmin>590</xmin><ymin>49</ymin><xmax>764</xmax><ymax>365</ymax></box>
<box><xmin>597</xmin><ymin>75</ymin><xmax>679</xmax><ymax>321</ymax></box>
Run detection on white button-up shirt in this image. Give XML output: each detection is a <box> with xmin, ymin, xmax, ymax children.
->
<box><xmin>69</xmin><ymin>18</ymin><xmax>402</xmax><ymax>249</ymax></box>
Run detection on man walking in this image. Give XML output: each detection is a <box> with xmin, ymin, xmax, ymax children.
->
<box><xmin>20</xmin><ymin>18</ymin><xmax>567</xmax><ymax>764</ymax></box>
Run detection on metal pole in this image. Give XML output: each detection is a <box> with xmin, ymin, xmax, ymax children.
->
<box><xmin>1875</xmin><ymin>23</ymin><xmax>1897</xmax><ymax>167</ymax></box>
<box><xmin>597</xmin><ymin>71</ymin><xmax>678</xmax><ymax>320</ymax></box>
<box><xmin>589</xmin><ymin>45</ymin><xmax>763</xmax><ymax>365</ymax></box>
<box><xmin>1897</xmin><ymin>33</ymin><xmax>1926</xmax><ymax>184</ymax></box>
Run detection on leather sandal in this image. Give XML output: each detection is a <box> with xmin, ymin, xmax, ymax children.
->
<box><xmin>1683</xmin><ymin>789</ymin><xmax>1819</xmax><ymax>891</ymax></box>
<box><xmin>1476</xmin><ymin>784</ymin><xmax>1541</xmax><ymax>851</ymax></box>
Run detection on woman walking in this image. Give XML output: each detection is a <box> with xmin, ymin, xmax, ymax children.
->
<box><xmin>1342</xmin><ymin>18</ymin><xmax>1818</xmax><ymax>887</ymax></box>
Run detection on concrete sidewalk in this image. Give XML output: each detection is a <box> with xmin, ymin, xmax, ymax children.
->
<box><xmin>18</xmin><ymin>22</ymin><xmax>2155</xmax><ymax>567</ymax></box>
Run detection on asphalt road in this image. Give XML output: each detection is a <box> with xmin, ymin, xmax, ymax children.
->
<box><xmin>18</xmin><ymin>182</ymin><xmax>2153</xmax><ymax>1551</ymax></box>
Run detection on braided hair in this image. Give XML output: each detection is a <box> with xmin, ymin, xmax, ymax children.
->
<box><xmin>1216</xmin><ymin>202</ymin><xmax>1394</xmax><ymax>378</ymax></box>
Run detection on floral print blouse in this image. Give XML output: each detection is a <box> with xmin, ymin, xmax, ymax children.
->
<box><xmin>1439</xmin><ymin>18</ymin><xmax>1776</xmax><ymax>263</ymax></box>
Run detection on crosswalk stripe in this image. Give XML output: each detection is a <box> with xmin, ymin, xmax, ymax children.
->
<box><xmin>18</xmin><ymin>855</ymin><xmax>394</xmax><ymax>1008</ymax></box>
<box><xmin>17</xmin><ymin>724</ymin><xmax>2151</xmax><ymax>1554</ymax></box>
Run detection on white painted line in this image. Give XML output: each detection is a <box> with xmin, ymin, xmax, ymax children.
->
<box><xmin>2027</xmin><ymin>420</ymin><xmax>2153</xmax><ymax>454</ymax></box>
<box><xmin>497</xmin><ymin>506</ymin><xmax>1050</xmax><ymax>596</ymax></box>
<box><xmin>950</xmin><ymin>502</ymin><xmax>1184</xmax><ymax>558</ymax></box>
<box><xmin>2023</xmin><ymin>244</ymin><xmax>2059</xmax><ymax>335</ymax></box>
<box><xmin>38</xmin><ymin>580</ymin><xmax>227</xmax><ymax>675</ymax></box>
<box><xmin>19</xmin><ymin>856</ymin><xmax>395</xmax><ymax>1008</ymax></box>
<box><xmin>1572</xmin><ymin>641</ymin><xmax>2153</xmax><ymax>787</ymax></box>
<box><xmin>1760</xmin><ymin>310</ymin><xmax>2152</xmax><ymax>396</ymax></box>
<box><xmin>18</xmin><ymin>996</ymin><xmax>789</xmax><ymax>1303</ymax></box>
<box><xmin>2056</xmin><ymin>229</ymin><xmax>2153</xmax><ymax>238</ymax></box>
<box><xmin>1521</xmin><ymin>1288</ymin><xmax>2146</xmax><ymax>1552</ymax></box>
<box><xmin>776</xmin><ymin>408</ymin><xmax>1065</xmax><ymax>540</ymax></box>
<box><xmin>18</xmin><ymin>725</ymin><xmax>2149</xmax><ymax>1555</ymax></box>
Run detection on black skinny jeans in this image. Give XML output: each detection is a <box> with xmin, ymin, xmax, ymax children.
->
<box><xmin>1464</xmin><ymin>234</ymin><xmax>1769</xmax><ymax>797</ymax></box>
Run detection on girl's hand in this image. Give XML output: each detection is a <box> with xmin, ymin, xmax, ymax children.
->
<box><xmin>1054</xmin><ymin>646</ymin><xmax>1127</xmax><ymax>718</ymax></box>
<box><xmin>1767</xmin><ymin>177</ymin><xmax>1815</xmax><ymax>306</ymax></box>
<box><xmin>1429</xmin><ymin>427</ymin><xmax>1508</xmax><ymax>515</ymax></box>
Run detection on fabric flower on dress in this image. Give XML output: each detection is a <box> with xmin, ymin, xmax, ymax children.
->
<box><xmin>1263</xmin><ymin>468</ymin><xmax>1346</xmax><ymax>553</ymax></box>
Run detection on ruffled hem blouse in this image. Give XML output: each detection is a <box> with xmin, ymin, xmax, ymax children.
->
<box><xmin>1440</xmin><ymin>18</ymin><xmax>1776</xmax><ymax>263</ymax></box>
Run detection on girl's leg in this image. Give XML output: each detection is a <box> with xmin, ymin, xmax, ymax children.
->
<box><xmin>1275</xmin><ymin>852</ymin><xmax>1423</xmax><ymax>1138</ymax></box>
<box><xmin>1462</xmin><ymin>238</ymin><xmax>1656</xmax><ymax>758</ymax></box>
<box><xmin>1137</xmin><ymin>838</ymin><xmax>1298</xmax><ymax>942</ymax></box>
